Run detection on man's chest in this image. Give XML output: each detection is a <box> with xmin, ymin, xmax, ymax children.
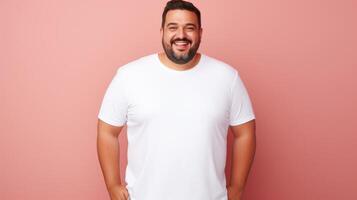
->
<box><xmin>125</xmin><ymin>77</ymin><xmax>231</xmax><ymax>127</ymax></box>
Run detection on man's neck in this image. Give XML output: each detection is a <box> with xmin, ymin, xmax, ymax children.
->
<box><xmin>158</xmin><ymin>52</ymin><xmax>201</xmax><ymax>71</ymax></box>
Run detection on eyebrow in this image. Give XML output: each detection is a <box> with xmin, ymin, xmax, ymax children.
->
<box><xmin>166</xmin><ymin>23</ymin><xmax>197</xmax><ymax>28</ymax></box>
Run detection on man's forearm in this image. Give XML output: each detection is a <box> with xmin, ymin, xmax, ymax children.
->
<box><xmin>97</xmin><ymin>132</ymin><xmax>122</xmax><ymax>190</ymax></box>
<box><xmin>229</xmin><ymin>132</ymin><xmax>256</xmax><ymax>192</ymax></box>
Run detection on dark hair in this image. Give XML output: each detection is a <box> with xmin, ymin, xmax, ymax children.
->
<box><xmin>161</xmin><ymin>0</ymin><xmax>201</xmax><ymax>28</ymax></box>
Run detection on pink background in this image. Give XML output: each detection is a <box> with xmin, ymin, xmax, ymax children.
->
<box><xmin>1</xmin><ymin>0</ymin><xmax>356</xmax><ymax>199</ymax></box>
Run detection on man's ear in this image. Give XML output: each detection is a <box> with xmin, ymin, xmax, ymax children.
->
<box><xmin>160</xmin><ymin>27</ymin><xmax>163</xmax><ymax>36</ymax></box>
<box><xmin>199</xmin><ymin>27</ymin><xmax>203</xmax><ymax>38</ymax></box>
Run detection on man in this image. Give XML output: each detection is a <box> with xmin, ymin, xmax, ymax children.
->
<box><xmin>97</xmin><ymin>1</ymin><xmax>256</xmax><ymax>200</ymax></box>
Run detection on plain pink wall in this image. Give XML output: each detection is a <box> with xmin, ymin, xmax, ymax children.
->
<box><xmin>1</xmin><ymin>0</ymin><xmax>356</xmax><ymax>199</ymax></box>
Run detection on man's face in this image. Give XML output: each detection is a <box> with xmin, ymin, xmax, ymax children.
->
<box><xmin>161</xmin><ymin>9</ymin><xmax>202</xmax><ymax>64</ymax></box>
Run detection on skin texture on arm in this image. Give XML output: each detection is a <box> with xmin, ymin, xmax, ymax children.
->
<box><xmin>227</xmin><ymin>119</ymin><xmax>256</xmax><ymax>200</ymax></box>
<box><xmin>97</xmin><ymin>119</ymin><xmax>129</xmax><ymax>200</ymax></box>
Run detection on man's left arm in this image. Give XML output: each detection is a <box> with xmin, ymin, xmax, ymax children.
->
<box><xmin>227</xmin><ymin>119</ymin><xmax>256</xmax><ymax>200</ymax></box>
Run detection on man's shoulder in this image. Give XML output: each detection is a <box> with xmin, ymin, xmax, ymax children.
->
<box><xmin>115</xmin><ymin>53</ymin><xmax>156</xmax><ymax>74</ymax></box>
<box><xmin>202</xmin><ymin>53</ymin><xmax>238</xmax><ymax>77</ymax></box>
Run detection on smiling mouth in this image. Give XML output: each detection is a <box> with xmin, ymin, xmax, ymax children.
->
<box><xmin>172</xmin><ymin>40</ymin><xmax>191</xmax><ymax>51</ymax></box>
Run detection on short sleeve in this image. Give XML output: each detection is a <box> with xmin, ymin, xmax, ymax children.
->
<box><xmin>97</xmin><ymin>67</ymin><xmax>128</xmax><ymax>127</ymax></box>
<box><xmin>229</xmin><ymin>71</ymin><xmax>256</xmax><ymax>126</ymax></box>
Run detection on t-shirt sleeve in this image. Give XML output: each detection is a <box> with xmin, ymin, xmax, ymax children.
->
<box><xmin>97</xmin><ymin>67</ymin><xmax>128</xmax><ymax>127</ymax></box>
<box><xmin>229</xmin><ymin>70</ymin><xmax>256</xmax><ymax>126</ymax></box>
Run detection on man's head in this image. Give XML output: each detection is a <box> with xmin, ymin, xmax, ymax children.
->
<box><xmin>161</xmin><ymin>0</ymin><xmax>202</xmax><ymax>64</ymax></box>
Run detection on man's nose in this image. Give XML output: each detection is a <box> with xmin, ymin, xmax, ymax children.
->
<box><xmin>176</xmin><ymin>27</ymin><xmax>186</xmax><ymax>39</ymax></box>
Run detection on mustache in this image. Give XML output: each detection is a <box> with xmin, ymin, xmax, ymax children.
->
<box><xmin>171</xmin><ymin>38</ymin><xmax>192</xmax><ymax>44</ymax></box>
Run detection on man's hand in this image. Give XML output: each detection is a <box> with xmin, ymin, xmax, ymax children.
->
<box><xmin>227</xmin><ymin>185</ymin><xmax>243</xmax><ymax>200</ymax></box>
<box><xmin>108</xmin><ymin>184</ymin><xmax>130</xmax><ymax>200</ymax></box>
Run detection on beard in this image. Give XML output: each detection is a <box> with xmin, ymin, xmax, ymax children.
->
<box><xmin>161</xmin><ymin>37</ymin><xmax>201</xmax><ymax>64</ymax></box>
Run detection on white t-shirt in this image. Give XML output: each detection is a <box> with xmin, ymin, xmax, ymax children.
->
<box><xmin>98</xmin><ymin>53</ymin><xmax>255</xmax><ymax>200</ymax></box>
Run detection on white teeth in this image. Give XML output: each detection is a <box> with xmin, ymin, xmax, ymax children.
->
<box><xmin>174</xmin><ymin>41</ymin><xmax>189</xmax><ymax>46</ymax></box>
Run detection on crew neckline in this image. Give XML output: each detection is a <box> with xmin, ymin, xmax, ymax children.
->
<box><xmin>155</xmin><ymin>52</ymin><xmax>204</xmax><ymax>74</ymax></box>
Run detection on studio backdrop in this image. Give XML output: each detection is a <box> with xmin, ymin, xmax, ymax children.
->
<box><xmin>1</xmin><ymin>0</ymin><xmax>356</xmax><ymax>199</ymax></box>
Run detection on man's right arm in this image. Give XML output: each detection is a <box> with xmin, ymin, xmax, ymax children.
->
<box><xmin>97</xmin><ymin>119</ymin><xmax>129</xmax><ymax>200</ymax></box>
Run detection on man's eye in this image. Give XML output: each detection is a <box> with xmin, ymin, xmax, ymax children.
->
<box><xmin>169</xmin><ymin>27</ymin><xmax>177</xmax><ymax>30</ymax></box>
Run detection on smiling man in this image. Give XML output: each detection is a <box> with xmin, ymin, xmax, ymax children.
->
<box><xmin>97</xmin><ymin>1</ymin><xmax>256</xmax><ymax>200</ymax></box>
